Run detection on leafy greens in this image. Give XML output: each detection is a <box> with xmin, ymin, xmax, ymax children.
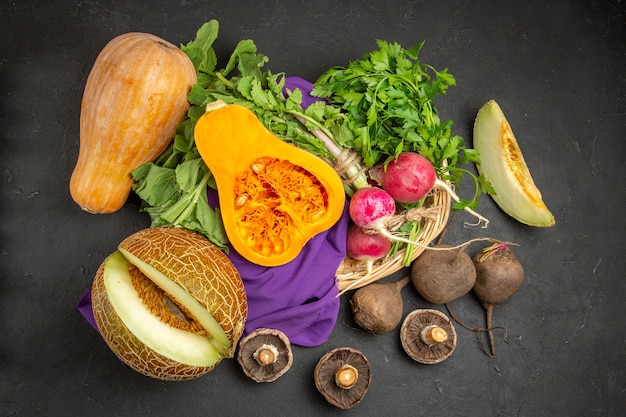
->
<box><xmin>131</xmin><ymin>19</ymin><xmax>490</xmax><ymax>253</ymax></box>
<box><xmin>132</xmin><ymin>20</ymin><xmax>362</xmax><ymax>249</ymax></box>
<box><xmin>312</xmin><ymin>39</ymin><xmax>493</xmax><ymax>210</ymax></box>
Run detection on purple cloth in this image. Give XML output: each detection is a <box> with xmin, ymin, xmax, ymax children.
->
<box><xmin>76</xmin><ymin>77</ymin><xmax>348</xmax><ymax>347</ymax></box>
<box><xmin>233</xmin><ymin>208</ymin><xmax>347</xmax><ymax>345</ymax></box>
<box><xmin>283</xmin><ymin>75</ymin><xmax>323</xmax><ymax>108</ymax></box>
<box><xmin>76</xmin><ymin>289</ymin><xmax>97</xmax><ymax>331</ymax></box>
<box><xmin>207</xmin><ymin>190</ymin><xmax>348</xmax><ymax>346</ymax></box>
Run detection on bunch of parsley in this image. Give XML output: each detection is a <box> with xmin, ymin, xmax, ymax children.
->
<box><xmin>312</xmin><ymin>40</ymin><xmax>492</xmax><ymax>211</ymax></box>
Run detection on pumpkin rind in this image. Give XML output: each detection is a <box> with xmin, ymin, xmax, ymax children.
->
<box><xmin>194</xmin><ymin>102</ymin><xmax>346</xmax><ymax>266</ymax></box>
<box><xmin>70</xmin><ymin>32</ymin><xmax>197</xmax><ymax>214</ymax></box>
<box><xmin>91</xmin><ymin>227</ymin><xmax>248</xmax><ymax>380</ymax></box>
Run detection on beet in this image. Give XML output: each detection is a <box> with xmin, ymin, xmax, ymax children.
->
<box><xmin>350</xmin><ymin>276</ymin><xmax>410</xmax><ymax>334</ymax></box>
<box><xmin>410</xmin><ymin>244</ymin><xmax>476</xmax><ymax>305</ymax></box>
<box><xmin>472</xmin><ymin>242</ymin><xmax>524</xmax><ymax>357</ymax></box>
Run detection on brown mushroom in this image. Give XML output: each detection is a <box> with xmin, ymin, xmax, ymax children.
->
<box><xmin>237</xmin><ymin>328</ymin><xmax>293</xmax><ymax>382</ymax></box>
<box><xmin>400</xmin><ymin>309</ymin><xmax>457</xmax><ymax>364</ymax></box>
<box><xmin>314</xmin><ymin>347</ymin><xmax>371</xmax><ymax>409</ymax></box>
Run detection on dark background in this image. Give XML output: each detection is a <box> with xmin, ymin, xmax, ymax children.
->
<box><xmin>2</xmin><ymin>1</ymin><xmax>625</xmax><ymax>416</ymax></box>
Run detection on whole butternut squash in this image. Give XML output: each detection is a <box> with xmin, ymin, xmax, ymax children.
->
<box><xmin>70</xmin><ymin>32</ymin><xmax>197</xmax><ymax>214</ymax></box>
<box><xmin>194</xmin><ymin>102</ymin><xmax>346</xmax><ymax>267</ymax></box>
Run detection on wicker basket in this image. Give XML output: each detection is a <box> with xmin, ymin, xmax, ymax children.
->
<box><xmin>335</xmin><ymin>185</ymin><xmax>452</xmax><ymax>293</ymax></box>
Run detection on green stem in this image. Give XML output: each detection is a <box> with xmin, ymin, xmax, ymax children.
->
<box><xmin>434</xmin><ymin>178</ymin><xmax>489</xmax><ymax>227</ymax></box>
<box><xmin>288</xmin><ymin>111</ymin><xmax>370</xmax><ymax>191</ymax></box>
<box><xmin>215</xmin><ymin>72</ymin><xmax>235</xmax><ymax>89</ymax></box>
<box><xmin>173</xmin><ymin>171</ymin><xmax>212</xmax><ymax>226</ymax></box>
<box><xmin>286</xmin><ymin>110</ymin><xmax>335</xmax><ymax>142</ymax></box>
<box><xmin>401</xmin><ymin>221</ymin><xmax>420</xmax><ymax>266</ymax></box>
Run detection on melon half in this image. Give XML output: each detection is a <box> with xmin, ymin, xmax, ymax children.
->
<box><xmin>91</xmin><ymin>227</ymin><xmax>247</xmax><ymax>380</ymax></box>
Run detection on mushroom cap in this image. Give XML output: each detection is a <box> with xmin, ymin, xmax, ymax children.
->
<box><xmin>237</xmin><ymin>328</ymin><xmax>293</xmax><ymax>382</ymax></box>
<box><xmin>400</xmin><ymin>309</ymin><xmax>457</xmax><ymax>364</ymax></box>
<box><xmin>314</xmin><ymin>347</ymin><xmax>371</xmax><ymax>409</ymax></box>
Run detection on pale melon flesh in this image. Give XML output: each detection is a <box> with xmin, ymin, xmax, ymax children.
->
<box><xmin>473</xmin><ymin>100</ymin><xmax>555</xmax><ymax>227</ymax></box>
<box><xmin>102</xmin><ymin>251</ymin><xmax>227</xmax><ymax>367</ymax></box>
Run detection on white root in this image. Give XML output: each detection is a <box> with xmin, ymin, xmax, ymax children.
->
<box><xmin>372</xmin><ymin>228</ymin><xmax>497</xmax><ymax>253</ymax></box>
<box><xmin>337</xmin><ymin>266</ymin><xmax>374</xmax><ymax>296</ymax></box>
<box><xmin>434</xmin><ymin>179</ymin><xmax>490</xmax><ymax>228</ymax></box>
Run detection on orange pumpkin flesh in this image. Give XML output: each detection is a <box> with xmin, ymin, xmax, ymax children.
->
<box><xmin>194</xmin><ymin>102</ymin><xmax>346</xmax><ymax>267</ymax></box>
<box><xmin>70</xmin><ymin>32</ymin><xmax>197</xmax><ymax>214</ymax></box>
<box><xmin>91</xmin><ymin>227</ymin><xmax>247</xmax><ymax>381</ymax></box>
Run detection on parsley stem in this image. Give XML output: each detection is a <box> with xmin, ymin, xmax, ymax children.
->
<box><xmin>291</xmin><ymin>114</ymin><xmax>342</xmax><ymax>156</ymax></box>
<box><xmin>287</xmin><ymin>111</ymin><xmax>335</xmax><ymax>144</ymax></box>
<box><xmin>290</xmin><ymin>112</ymin><xmax>370</xmax><ymax>191</ymax></box>
<box><xmin>401</xmin><ymin>222</ymin><xmax>420</xmax><ymax>266</ymax></box>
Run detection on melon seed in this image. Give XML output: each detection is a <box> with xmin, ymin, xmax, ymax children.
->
<box><xmin>128</xmin><ymin>264</ymin><xmax>205</xmax><ymax>335</ymax></box>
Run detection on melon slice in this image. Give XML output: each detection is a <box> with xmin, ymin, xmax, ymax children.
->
<box><xmin>473</xmin><ymin>100</ymin><xmax>555</xmax><ymax>227</ymax></box>
<box><xmin>103</xmin><ymin>251</ymin><xmax>225</xmax><ymax>367</ymax></box>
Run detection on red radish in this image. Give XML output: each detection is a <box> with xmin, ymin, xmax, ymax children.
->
<box><xmin>369</xmin><ymin>152</ymin><xmax>436</xmax><ymax>204</ymax></box>
<box><xmin>349</xmin><ymin>187</ymin><xmax>397</xmax><ymax>230</ymax></box>
<box><xmin>346</xmin><ymin>223</ymin><xmax>392</xmax><ymax>276</ymax></box>
<box><xmin>369</xmin><ymin>151</ymin><xmax>489</xmax><ymax>226</ymax></box>
<box><xmin>348</xmin><ymin>186</ymin><xmax>435</xmax><ymax>248</ymax></box>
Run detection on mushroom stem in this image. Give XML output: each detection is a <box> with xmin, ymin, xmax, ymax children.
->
<box><xmin>253</xmin><ymin>344</ymin><xmax>279</xmax><ymax>366</ymax></box>
<box><xmin>334</xmin><ymin>364</ymin><xmax>359</xmax><ymax>389</ymax></box>
<box><xmin>420</xmin><ymin>325</ymin><xmax>448</xmax><ymax>346</ymax></box>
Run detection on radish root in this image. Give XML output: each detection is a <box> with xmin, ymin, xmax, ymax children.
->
<box><xmin>434</xmin><ymin>179</ymin><xmax>489</xmax><ymax>228</ymax></box>
<box><xmin>338</xmin><ymin>270</ymin><xmax>375</xmax><ymax>296</ymax></box>
<box><xmin>374</xmin><ymin>229</ymin><xmax>495</xmax><ymax>253</ymax></box>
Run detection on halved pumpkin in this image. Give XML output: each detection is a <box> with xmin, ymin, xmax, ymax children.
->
<box><xmin>194</xmin><ymin>102</ymin><xmax>346</xmax><ymax>266</ymax></box>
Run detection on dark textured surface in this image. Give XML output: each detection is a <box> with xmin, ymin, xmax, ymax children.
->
<box><xmin>1</xmin><ymin>1</ymin><xmax>625</xmax><ymax>416</ymax></box>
